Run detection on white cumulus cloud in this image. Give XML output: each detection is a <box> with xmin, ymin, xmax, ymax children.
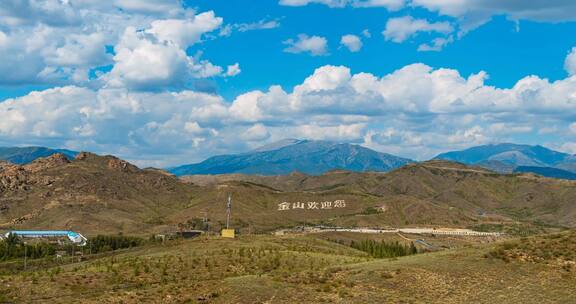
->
<box><xmin>104</xmin><ymin>27</ymin><xmax>221</xmax><ymax>89</ymax></box>
<box><xmin>280</xmin><ymin>0</ymin><xmax>405</xmax><ymax>10</ymax></box>
<box><xmin>340</xmin><ymin>34</ymin><xmax>363</xmax><ymax>52</ymax></box>
<box><xmin>283</xmin><ymin>34</ymin><xmax>329</xmax><ymax>56</ymax></box>
<box><xmin>0</xmin><ymin>1</ymin><xmax>236</xmax><ymax>89</ymax></box>
<box><xmin>237</xmin><ymin>19</ymin><xmax>281</xmax><ymax>32</ymax></box>
<box><xmin>146</xmin><ymin>11</ymin><xmax>223</xmax><ymax>47</ymax></box>
<box><xmin>280</xmin><ymin>0</ymin><xmax>576</xmax><ymax>46</ymax></box>
<box><xmin>417</xmin><ymin>36</ymin><xmax>454</xmax><ymax>52</ymax></box>
<box><xmin>226</xmin><ymin>63</ymin><xmax>242</xmax><ymax>77</ymax></box>
<box><xmin>411</xmin><ymin>0</ymin><xmax>576</xmax><ymax>22</ymax></box>
<box><xmin>242</xmin><ymin>124</ymin><xmax>271</xmax><ymax>141</ymax></box>
<box><xmin>383</xmin><ymin>16</ymin><xmax>453</xmax><ymax>43</ymax></box>
<box><xmin>4</xmin><ymin>57</ymin><xmax>576</xmax><ymax>165</ymax></box>
<box><xmin>279</xmin><ymin>0</ymin><xmax>348</xmax><ymax>8</ymax></box>
<box><xmin>352</xmin><ymin>0</ymin><xmax>405</xmax><ymax>10</ymax></box>
<box><xmin>565</xmin><ymin>47</ymin><xmax>576</xmax><ymax>76</ymax></box>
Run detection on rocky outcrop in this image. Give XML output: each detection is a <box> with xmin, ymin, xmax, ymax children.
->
<box><xmin>107</xmin><ymin>157</ymin><xmax>139</xmax><ymax>173</ymax></box>
<box><xmin>76</xmin><ymin>152</ymin><xmax>139</xmax><ymax>173</ymax></box>
<box><xmin>0</xmin><ymin>154</ymin><xmax>67</xmax><ymax>193</ymax></box>
<box><xmin>0</xmin><ymin>161</ymin><xmax>16</xmax><ymax>173</ymax></box>
<box><xmin>74</xmin><ymin>151</ymin><xmax>97</xmax><ymax>161</ymax></box>
<box><xmin>24</xmin><ymin>153</ymin><xmax>70</xmax><ymax>172</ymax></box>
<box><xmin>0</xmin><ymin>165</ymin><xmax>30</xmax><ymax>192</ymax></box>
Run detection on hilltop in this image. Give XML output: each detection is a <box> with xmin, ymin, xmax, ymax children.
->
<box><xmin>0</xmin><ymin>152</ymin><xmax>197</xmax><ymax>235</ymax></box>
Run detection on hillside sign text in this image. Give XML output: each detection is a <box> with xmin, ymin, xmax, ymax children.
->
<box><xmin>278</xmin><ymin>200</ymin><xmax>346</xmax><ymax>211</ymax></box>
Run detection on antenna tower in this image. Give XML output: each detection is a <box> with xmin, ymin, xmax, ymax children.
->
<box><xmin>226</xmin><ymin>193</ymin><xmax>232</xmax><ymax>229</ymax></box>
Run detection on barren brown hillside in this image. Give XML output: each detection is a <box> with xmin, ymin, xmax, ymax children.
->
<box><xmin>182</xmin><ymin>160</ymin><xmax>576</xmax><ymax>228</ymax></box>
<box><xmin>1</xmin><ymin>154</ymin><xmax>575</xmax><ymax>235</ymax></box>
<box><xmin>0</xmin><ymin>153</ymin><xmax>198</xmax><ymax>234</ymax></box>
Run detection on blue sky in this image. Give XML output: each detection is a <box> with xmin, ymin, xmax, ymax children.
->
<box><xmin>1</xmin><ymin>0</ymin><xmax>576</xmax><ymax>166</ymax></box>
<box><xmin>193</xmin><ymin>0</ymin><xmax>576</xmax><ymax>99</ymax></box>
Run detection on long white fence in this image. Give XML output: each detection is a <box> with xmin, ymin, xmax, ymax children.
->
<box><xmin>282</xmin><ymin>226</ymin><xmax>504</xmax><ymax>237</ymax></box>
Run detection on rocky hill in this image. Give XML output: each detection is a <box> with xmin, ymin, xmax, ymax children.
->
<box><xmin>183</xmin><ymin>160</ymin><xmax>576</xmax><ymax>229</ymax></box>
<box><xmin>2</xmin><ymin>154</ymin><xmax>576</xmax><ymax>235</ymax></box>
<box><xmin>0</xmin><ymin>152</ymin><xmax>197</xmax><ymax>235</ymax></box>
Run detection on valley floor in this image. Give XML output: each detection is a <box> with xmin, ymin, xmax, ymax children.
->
<box><xmin>0</xmin><ymin>233</ymin><xmax>574</xmax><ymax>303</ymax></box>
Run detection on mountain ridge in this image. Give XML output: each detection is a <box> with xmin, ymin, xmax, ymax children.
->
<box><xmin>2</xmin><ymin>152</ymin><xmax>576</xmax><ymax>235</ymax></box>
<box><xmin>3</xmin><ymin>142</ymin><xmax>576</xmax><ymax>181</ymax></box>
<box><xmin>169</xmin><ymin>139</ymin><xmax>414</xmax><ymax>176</ymax></box>
<box><xmin>435</xmin><ymin>143</ymin><xmax>571</xmax><ymax>166</ymax></box>
<box><xmin>0</xmin><ymin>146</ymin><xmax>78</xmax><ymax>165</ymax></box>
<box><xmin>435</xmin><ymin>143</ymin><xmax>576</xmax><ymax>179</ymax></box>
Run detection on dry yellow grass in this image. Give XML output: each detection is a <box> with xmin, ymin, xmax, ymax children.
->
<box><xmin>0</xmin><ymin>233</ymin><xmax>574</xmax><ymax>303</ymax></box>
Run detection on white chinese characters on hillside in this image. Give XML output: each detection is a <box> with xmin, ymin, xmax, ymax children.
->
<box><xmin>278</xmin><ymin>200</ymin><xmax>346</xmax><ymax>211</ymax></box>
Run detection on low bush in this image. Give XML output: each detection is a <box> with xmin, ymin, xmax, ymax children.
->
<box><xmin>350</xmin><ymin>240</ymin><xmax>418</xmax><ymax>258</ymax></box>
<box><xmin>87</xmin><ymin>235</ymin><xmax>145</xmax><ymax>254</ymax></box>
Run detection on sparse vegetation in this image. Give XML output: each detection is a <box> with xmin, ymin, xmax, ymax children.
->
<box><xmin>468</xmin><ymin>223</ymin><xmax>549</xmax><ymax>236</ymax></box>
<box><xmin>0</xmin><ymin>233</ymin><xmax>574</xmax><ymax>303</ymax></box>
<box><xmin>0</xmin><ymin>234</ymin><xmax>56</xmax><ymax>261</ymax></box>
<box><xmin>185</xmin><ymin>217</ymin><xmax>210</xmax><ymax>231</ymax></box>
<box><xmin>350</xmin><ymin>239</ymin><xmax>418</xmax><ymax>258</ymax></box>
<box><xmin>2</xmin><ymin>153</ymin><xmax>576</xmax><ymax>302</ymax></box>
<box><xmin>361</xmin><ymin>206</ymin><xmax>382</xmax><ymax>215</ymax></box>
<box><xmin>86</xmin><ymin>235</ymin><xmax>145</xmax><ymax>254</ymax></box>
<box><xmin>0</xmin><ymin>234</ymin><xmax>145</xmax><ymax>263</ymax></box>
<box><xmin>486</xmin><ymin>230</ymin><xmax>576</xmax><ymax>266</ymax></box>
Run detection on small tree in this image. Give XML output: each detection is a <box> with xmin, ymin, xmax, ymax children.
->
<box><xmin>5</xmin><ymin>233</ymin><xmax>20</xmax><ymax>247</ymax></box>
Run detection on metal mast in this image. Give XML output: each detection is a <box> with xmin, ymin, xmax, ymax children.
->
<box><xmin>226</xmin><ymin>193</ymin><xmax>231</xmax><ymax>229</ymax></box>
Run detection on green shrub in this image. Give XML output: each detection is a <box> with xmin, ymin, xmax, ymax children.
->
<box><xmin>86</xmin><ymin>235</ymin><xmax>145</xmax><ymax>254</ymax></box>
<box><xmin>349</xmin><ymin>240</ymin><xmax>418</xmax><ymax>258</ymax></box>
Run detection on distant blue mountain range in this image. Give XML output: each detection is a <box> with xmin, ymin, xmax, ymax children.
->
<box><xmin>435</xmin><ymin>143</ymin><xmax>569</xmax><ymax>166</ymax></box>
<box><xmin>169</xmin><ymin>139</ymin><xmax>413</xmax><ymax>176</ymax></box>
<box><xmin>3</xmin><ymin>141</ymin><xmax>576</xmax><ymax>180</ymax></box>
<box><xmin>435</xmin><ymin>143</ymin><xmax>576</xmax><ymax>179</ymax></box>
<box><xmin>514</xmin><ymin>166</ymin><xmax>576</xmax><ymax>180</ymax></box>
<box><xmin>0</xmin><ymin>146</ymin><xmax>78</xmax><ymax>164</ymax></box>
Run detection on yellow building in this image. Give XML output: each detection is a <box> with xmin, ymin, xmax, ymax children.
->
<box><xmin>221</xmin><ymin>229</ymin><xmax>235</xmax><ymax>238</ymax></box>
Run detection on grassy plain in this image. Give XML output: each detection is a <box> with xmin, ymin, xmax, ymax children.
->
<box><xmin>0</xmin><ymin>232</ymin><xmax>574</xmax><ymax>303</ymax></box>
